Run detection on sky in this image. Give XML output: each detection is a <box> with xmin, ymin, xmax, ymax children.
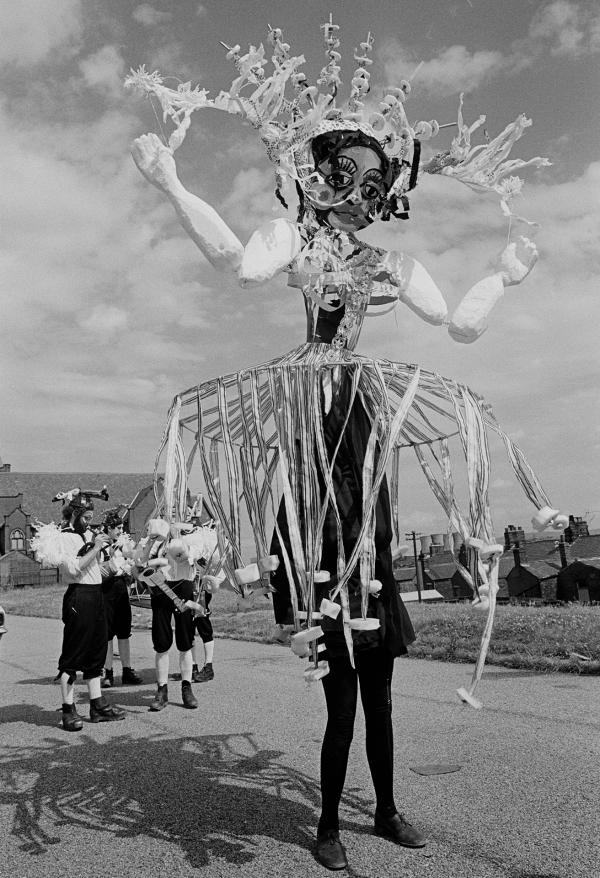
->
<box><xmin>1</xmin><ymin>0</ymin><xmax>599</xmax><ymax>536</ymax></box>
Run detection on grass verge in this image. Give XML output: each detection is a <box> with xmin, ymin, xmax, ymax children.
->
<box><xmin>2</xmin><ymin>585</ymin><xmax>599</xmax><ymax>674</ymax></box>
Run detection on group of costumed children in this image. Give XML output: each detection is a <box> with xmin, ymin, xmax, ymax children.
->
<box><xmin>31</xmin><ymin>488</ymin><xmax>218</xmax><ymax>731</ymax></box>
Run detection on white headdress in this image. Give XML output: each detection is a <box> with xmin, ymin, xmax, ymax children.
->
<box><xmin>125</xmin><ymin>15</ymin><xmax>549</xmax><ymax>219</ymax></box>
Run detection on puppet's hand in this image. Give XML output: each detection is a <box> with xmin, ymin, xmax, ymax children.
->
<box><xmin>495</xmin><ymin>236</ymin><xmax>538</xmax><ymax>286</ymax></box>
<box><xmin>131</xmin><ymin>133</ymin><xmax>179</xmax><ymax>194</ymax></box>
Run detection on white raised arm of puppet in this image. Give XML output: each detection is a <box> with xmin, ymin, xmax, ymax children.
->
<box><xmin>448</xmin><ymin>237</ymin><xmax>538</xmax><ymax>343</ymax></box>
<box><xmin>131</xmin><ymin>134</ymin><xmax>302</xmax><ymax>285</ymax></box>
<box><xmin>131</xmin><ymin>133</ymin><xmax>245</xmax><ymax>274</ymax></box>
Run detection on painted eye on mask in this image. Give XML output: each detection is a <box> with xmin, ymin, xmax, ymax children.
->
<box><xmin>361</xmin><ymin>181</ymin><xmax>385</xmax><ymax>200</ymax></box>
<box><xmin>325</xmin><ymin>170</ymin><xmax>354</xmax><ymax>191</ymax></box>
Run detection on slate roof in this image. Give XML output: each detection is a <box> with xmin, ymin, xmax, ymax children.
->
<box><xmin>567</xmin><ymin>534</ymin><xmax>600</xmax><ymax>561</ymax></box>
<box><xmin>424</xmin><ymin>562</ymin><xmax>457</xmax><ymax>581</ymax></box>
<box><xmin>0</xmin><ymin>472</ymin><xmax>153</xmax><ymax>526</ymax></box>
<box><xmin>520</xmin><ymin>560</ymin><xmax>560</xmax><ymax>580</ymax></box>
<box><xmin>523</xmin><ymin>539</ymin><xmax>563</xmax><ymax>563</ymax></box>
<box><xmin>394</xmin><ymin>567</ymin><xmax>417</xmax><ymax>582</ymax></box>
<box><xmin>560</xmin><ymin>558</ymin><xmax>600</xmax><ymax>573</ymax></box>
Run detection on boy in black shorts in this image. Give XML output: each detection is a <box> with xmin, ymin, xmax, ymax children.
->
<box><xmin>99</xmin><ymin>511</ymin><xmax>143</xmax><ymax>688</ymax></box>
<box><xmin>148</xmin><ymin>541</ymin><xmax>199</xmax><ymax>712</ymax></box>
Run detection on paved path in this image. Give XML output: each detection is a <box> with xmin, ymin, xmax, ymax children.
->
<box><xmin>1</xmin><ymin>615</ymin><xmax>598</xmax><ymax>878</ymax></box>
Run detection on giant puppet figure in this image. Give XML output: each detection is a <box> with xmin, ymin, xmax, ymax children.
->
<box><xmin>126</xmin><ymin>20</ymin><xmax>565</xmax><ymax>710</ymax></box>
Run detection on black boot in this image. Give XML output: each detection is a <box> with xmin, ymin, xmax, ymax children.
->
<box><xmin>89</xmin><ymin>696</ymin><xmax>126</xmax><ymax>723</ymax></box>
<box><xmin>181</xmin><ymin>680</ymin><xmax>198</xmax><ymax>709</ymax></box>
<box><xmin>149</xmin><ymin>684</ymin><xmax>168</xmax><ymax>711</ymax></box>
<box><xmin>61</xmin><ymin>703</ymin><xmax>83</xmax><ymax>732</ymax></box>
<box><xmin>121</xmin><ymin>667</ymin><xmax>143</xmax><ymax>685</ymax></box>
<box><xmin>195</xmin><ymin>663</ymin><xmax>214</xmax><ymax>682</ymax></box>
<box><xmin>101</xmin><ymin>669</ymin><xmax>114</xmax><ymax>689</ymax></box>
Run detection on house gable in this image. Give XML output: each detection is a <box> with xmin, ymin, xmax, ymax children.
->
<box><xmin>506</xmin><ymin>565</ymin><xmax>542</xmax><ymax>598</ymax></box>
<box><xmin>0</xmin><ymin>494</ymin><xmax>24</xmax><ymax>517</ymax></box>
<box><xmin>556</xmin><ymin>561</ymin><xmax>600</xmax><ymax>601</ymax></box>
<box><xmin>4</xmin><ymin>507</ymin><xmax>29</xmax><ymax>527</ymax></box>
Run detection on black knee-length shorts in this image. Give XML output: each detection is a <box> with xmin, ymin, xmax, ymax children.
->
<box><xmin>151</xmin><ymin>580</ymin><xmax>195</xmax><ymax>653</ymax></box>
<box><xmin>59</xmin><ymin>584</ymin><xmax>108</xmax><ymax>679</ymax></box>
<box><xmin>194</xmin><ymin>592</ymin><xmax>213</xmax><ymax>643</ymax></box>
<box><xmin>102</xmin><ymin>575</ymin><xmax>132</xmax><ymax>640</ymax></box>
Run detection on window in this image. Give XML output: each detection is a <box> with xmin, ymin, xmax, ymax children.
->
<box><xmin>10</xmin><ymin>528</ymin><xmax>25</xmax><ymax>551</ymax></box>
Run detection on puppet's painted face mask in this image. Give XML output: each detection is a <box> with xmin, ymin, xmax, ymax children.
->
<box><xmin>305</xmin><ymin>145</ymin><xmax>387</xmax><ymax>231</ymax></box>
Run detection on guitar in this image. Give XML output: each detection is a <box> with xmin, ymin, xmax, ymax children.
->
<box><xmin>137</xmin><ymin>566</ymin><xmax>205</xmax><ymax>617</ymax></box>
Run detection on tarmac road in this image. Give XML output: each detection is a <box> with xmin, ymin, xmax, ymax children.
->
<box><xmin>1</xmin><ymin>614</ymin><xmax>598</xmax><ymax>878</ymax></box>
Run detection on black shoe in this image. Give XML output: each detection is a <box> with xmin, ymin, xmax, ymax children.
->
<box><xmin>149</xmin><ymin>684</ymin><xmax>168</xmax><ymax>711</ymax></box>
<box><xmin>181</xmin><ymin>680</ymin><xmax>198</xmax><ymax>709</ymax></box>
<box><xmin>315</xmin><ymin>830</ymin><xmax>348</xmax><ymax>870</ymax></box>
<box><xmin>121</xmin><ymin>667</ymin><xmax>143</xmax><ymax>685</ymax></box>
<box><xmin>90</xmin><ymin>696</ymin><xmax>126</xmax><ymax>723</ymax></box>
<box><xmin>61</xmin><ymin>703</ymin><xmax>83</xmax><ymax>732</ymax></box>
<box><xmin>195</xmin><ymin>663</ymin><xmax>214</xmax><ymax>683</ymax></box>
<box><xmin>374</xmin><ymin>811</ymin><xmax>426</xmax><ymax>848</ymax></box>
<box><xmin>101</xmin><ymin>669</ymin><xmax>114</xmax><ymax>689</ymax></box>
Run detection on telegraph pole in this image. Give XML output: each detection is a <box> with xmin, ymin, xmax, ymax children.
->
<box><xmin>406</xmin><ymin>530</ymin><xmax>423</xmax><ymax>603</ymax></box>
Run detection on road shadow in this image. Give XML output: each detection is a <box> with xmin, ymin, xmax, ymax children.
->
<box><xmin>0</xmin><ymin>688</ymin><xmax>169</xmax><ymax>728</ymax></box>
<box><xmin>16</xmin><ymin>666</ymin><xmax>157</xmax><ymax>687</ymax></box>
<box><xmin>0</xmin><ymin>730</ymin><xmax>372</xmax><ymax>868</ymax></box>
<box><xmin>0</xmin><ymin>703</ymin><xmax>65</xmax><ymax>729</ymax></box>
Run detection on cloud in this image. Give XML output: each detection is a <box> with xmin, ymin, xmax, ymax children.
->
<box><xmin>528</xmin><ymin>1</ymin><xmax>600</xmax><ymax>56</ymax></box>
<box><xmin>0</xmin><ymin>84</ymin><xmax>222</xmax><ymax>469</ymax></box>
<box><xmin>140</xmin><ymin>41</ymin><xmax>197</xmax><ymax>81</ymax></box>
<box><xmin>223</xmin><ymin>134</ymin><xmax>266</xmax><ymax>166</ymax></box>
<box><xmin>220</xmin><ymin>166</ymin><xmax>290</xmax><ymax>233</ymax></box>
<box><xmin>79</xmin><ymin>45</ymin><xmax>126</xmax><ymax>98</ymax></box>
<box><xmin>0</xmin><ymin>0</ymin><xmax>83</xmax><ymax>66</ymax></box>
<box><xmin>381</xmin><ymin>2</ymin><xmax>600</xmax><ymax>95</ymax></box>
<box><xmin>381</xmin><ymin>42</ymin><xmax>503</xmax><ymax>96</ymax></box>
<box><xmin>133</xmin><ymin>4</ymin><xmax>172</xmax><ymax>27</ymax></box>
<box><xmin>78</xmin><ymin>305</ymin><xmax>128</xmax><ymax>337</ymax></box>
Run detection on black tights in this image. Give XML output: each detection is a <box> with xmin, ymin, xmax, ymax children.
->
<box><xmin>318</xmin><ymin>647</ymin><xmax>396</xmax><ymax>833</ymax></box>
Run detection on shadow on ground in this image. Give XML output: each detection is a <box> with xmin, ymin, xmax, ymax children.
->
<box><xmin>0</xmin><ymin>725</ymin><xmax>374</xmax><ymax>869</ymax></box>
<box><xmin>16</xmin><ymin>667</ymin><xmax>157</xmax><ymax>687</ymax></box>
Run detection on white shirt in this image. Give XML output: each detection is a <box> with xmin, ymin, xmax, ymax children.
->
<box><xmin>59</xmin><ymin>530</ymin><xmax>102</xmax><ymax>584</ymax></box>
